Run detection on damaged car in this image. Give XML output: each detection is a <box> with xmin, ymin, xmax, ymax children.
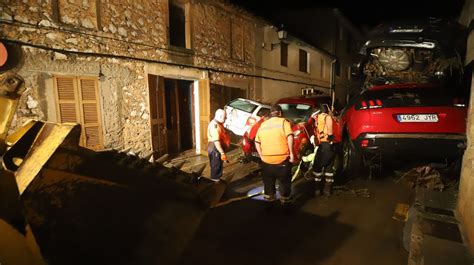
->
<box><xmin>240</xmin><ymin>94</ymin><xmax>342</xmax><ymax>163</ymax></box>
<box><xmin>352</xmin><ymin>17</ymin><xmax>467</xmax><ymax>89</ymax></box>
<box><xmin>340</xmin><ymin>18</ymin><xmax>470</xmax><ymax>177</ymax></box>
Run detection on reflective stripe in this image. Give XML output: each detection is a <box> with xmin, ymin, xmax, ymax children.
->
<box><xmin>264</xmin><ymin>194</ymin><xmax>276</xmax><ymax>201</ymax></box>
<box><xmin>314</xmin><ymin>178</ymin><xmax>322</xmax><ymax>182</ymax></box>
<box><xmin>312</xmin><ymin>171</ymin><xmax>323</xmax><ymax>177</ymax></box>
<box><xmin>324</xmin><ymin>172</ymin><xmax>334</xmax><ymax>177</ymax></box>
<box><xmin>280</xmin><ymin>196</ymin><xmax>292</xmax><ymax>202</ymax></box>
<box><xmin>325</xmin><ymin>178</ymin><xmax>334</xmax><ymax>183</ymax></box>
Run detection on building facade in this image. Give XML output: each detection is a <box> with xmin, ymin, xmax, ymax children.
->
<box><xmin>1</xmin><ymin>0</ymin><xmax>265</xmax><ymax>157</ymax></box>
<box><xmin>267</xmin><ymin>8</ymin><xmax>364</xmax><ymax>106</ymax></box>
<box><xmin>1</xmin><ymin>0</ymin><xmax>343</xmax><ymax>157</ymax></box>
<box><xmin>257</xmin><ymin>25</ymin><xmax>334</xmax><ymax>103</ymax></box>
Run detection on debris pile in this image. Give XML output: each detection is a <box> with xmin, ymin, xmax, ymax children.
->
<box><xmin>398</xmin><ymin>165</ymin><xmax>445</xmax><ymax>191</ymax></box>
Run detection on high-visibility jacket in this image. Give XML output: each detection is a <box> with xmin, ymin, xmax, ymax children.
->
<box><xmin>207</xmin><ymin>119</ymin><xmax>230</xmax><ymax>150</ymax></box>
<box><xmin>316</xmin><ymin>113</ymin><xmax>333</xmax><ymax>143</ymax></box>
<box><xmin>255</xmin><ymin>117</ymin><xmax>293</xmax><ymax>164</ymax></box>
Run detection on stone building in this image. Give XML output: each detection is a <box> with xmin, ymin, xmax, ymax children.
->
<box><xmin>457</xmin><ymin>0</ymin><xmax>474</xmax><ymax>254</ymax></box>
<box><xmin>0</xmin><ymin>0</ymin><xmax>342</xmax><ymax>157</ymax></box>
<box><xmin>0</xmin><ymin>0</ymin><xmax>260</xmax><ymax>157</ymax></box>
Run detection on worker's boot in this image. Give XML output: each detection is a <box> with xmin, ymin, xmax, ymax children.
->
<box><xmin>323</xmin><ymin>179</ymin><xmax>334</xmax><ymax>197</ymax></box>
<box><xmin>312</xmin><ymin>171</ymin><xmax>323</xmax><ymax>196</ymax></box>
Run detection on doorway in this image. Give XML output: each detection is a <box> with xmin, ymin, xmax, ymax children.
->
<box><xmin>149</xmin><ymin>76</ymin><xmax>194</xmax><ymax>156</ymax></box>
<box><xmin>163</xmin><ymin>78</ymin><xmax>194</xmax><ymax>155</ymax></box>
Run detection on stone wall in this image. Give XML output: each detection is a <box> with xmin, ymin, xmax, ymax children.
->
<box><xmin>8</xmin><ymin>46</ymin><xmax>150</xmax><ymax>152</ymax></box>
<box><xmin>0</xmin><ymin>0</ymin><xmax>262</xmax><ymax>154</ymax></box>
<box><xmin>457</xmin><ymin>0</ymin><xmax>474</xmax><ymax>254</ymax></box>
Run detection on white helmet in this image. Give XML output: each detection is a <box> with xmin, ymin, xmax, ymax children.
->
<box><xmin>214</xmin><ymin>109</ymin><xmax>226</xmax><ymax>123</ymax></box>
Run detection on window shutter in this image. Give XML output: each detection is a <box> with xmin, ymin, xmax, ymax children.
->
<box><xmin>56</xmin><ymin>77</ymin><xmax>80</xmax><ymax>123</ymax></box>
<box><xmin>78</xmin><ymin>78</ymin><xmax>103</xmax><ymax>149</ymax></box>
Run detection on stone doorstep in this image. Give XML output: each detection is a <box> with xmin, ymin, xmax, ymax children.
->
<box><xmin>408</xmin><ymin>187</ymin><xmax>473</xmax><ymax>265</ymax></box>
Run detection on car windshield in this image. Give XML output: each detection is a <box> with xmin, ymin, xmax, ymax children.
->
<box><xmin>279</xmin><ymin>103</ymin><xmax>313</xmax><ymax>123</ymax></box>
<box><xmin>227</xmin><ymin>99</ymin><xmax>258</xmax><ymax>113</ymax></box>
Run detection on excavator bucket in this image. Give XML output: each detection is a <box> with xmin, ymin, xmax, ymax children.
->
<box><xmin>0</xmin><ymin>41</ymin><xmax>229</xmax><ymax>265</ymax></box>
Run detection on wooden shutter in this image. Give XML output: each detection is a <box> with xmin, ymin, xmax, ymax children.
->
<box><xmin>198</xmin><ymin>79</ymin><xmax>210</xmax><ymax>155</ymax></box>
<box><xmin>55</xmin><ymin>77</ymin><xmax>80</xmax><ymax>123</ymax></box>
<box><xmin>299</xmin><ymin>49</ymin><xmax>308</xmax><ymax>72</ymax></box>
<box><xmin>78</xmin><ymin>78</ymin><xmax>103</xmax><ymax>150</ymax></box>
<box><xmin>148</xmin><ymin>75</ymin><xmax>167</xmax><ymax>156</ymax></box>
<box><xmin>55</xmin><ymin>76</ymin><xmax>103</xmax><ymax>150</ymax></box>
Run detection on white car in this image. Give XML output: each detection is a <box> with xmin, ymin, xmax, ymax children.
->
<box><xmin>223</xmin><ymin>98</ymin><xmax>271</xmax><ymax>136</ymax></box>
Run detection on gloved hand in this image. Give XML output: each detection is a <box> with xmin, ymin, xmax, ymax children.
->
<box><xmin>327</xmin><ymin>135</ymin><xmax>334</xmax><ymax>142</ymax></box>
<box><xmin>221</xmin><ymin>153</ymin><xmax>228</xmax><ymax>162</ymax></box>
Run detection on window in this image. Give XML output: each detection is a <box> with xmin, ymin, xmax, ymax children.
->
<box><xmin>54</xmin><ymin>76</ymin><xmax>103</xmax><ymax>150</ymax></box>
<box><xmin>280</xmin><ymin>42</ymin><xmax>288</xmax><ymax>67</ymax></box>
<box><xmin>279</xmin><ymin>103</ymin><xmax>312</xmax><ymax>123</ymax></box>
<box><xmin>257</xmin><ymin>107</ymin><xmax>271</xmax><ymax>117</ymax></box>
<box><xmin>335</xmin><ymin>61</ymin><xmax>341</xmax><ymax>77</ymax></box>
<box><xmin>169</xmin><ymin>2</ymin><xmax>186</xmax><ymax>48</ymax></box>
<box><xmin>321</xmin><ymin>59</ymin><xmax>326</xmax><ymax>78</ymax></box>
<box><xmin>299</xmin><ymin>49</ymin><xmax>309</xmax><ymax>73</ymax></box>
<box><xmin>346</xmin><ymin>34</ymin><xmax>353</xmax><ymax>54</ymax></box>
<box><xmin>228</xmin><ymin>99</ymin><xmax>258</xmax><ymax>113</ymax></box>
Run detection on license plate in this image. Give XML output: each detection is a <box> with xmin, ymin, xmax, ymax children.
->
<box><xmin>397</xmin><ymin>114</ymin><xmax>438</xmax><ymax>122</ymax></box>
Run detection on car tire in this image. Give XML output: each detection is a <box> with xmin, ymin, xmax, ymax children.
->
<box><xmin>341</xmin><ymin>136</ymin><xmax>363</xmax><ymax>178</ymax></box>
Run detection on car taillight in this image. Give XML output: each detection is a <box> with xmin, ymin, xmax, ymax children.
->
<box><xmin>356</xmin><ymin>99</ymin><xmax>383</xmax><ymax>110</ymax></box>
<box><xmin>246</xmin><ymin>117</ymin><xmax>257</xmax><ymax>127</ymax></box>
<box><xmin>361</xmin><ymin>139</ymin><xmax>369</xmax><ymax>148</ymax></box>
<box><xmin>453</xmin><ymin>98</ymin><xmax>466</xmax><ymax>107</ymax></box>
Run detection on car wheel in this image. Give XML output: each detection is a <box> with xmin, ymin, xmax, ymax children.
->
<box><xmin>341</xmin><ymin>136</ymin><xmax>363</xmax><ymax>177</ymax></box>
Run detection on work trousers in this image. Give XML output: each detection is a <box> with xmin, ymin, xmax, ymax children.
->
<box><xmin>261</xmin><ymin>159</ymin><xmax>292</xmax><ymax>203</ymax></box>
<box><xmin>208</xmin><ymin>144</ymin><xmax>223</xmax><ymax>180</ymax></box>
<box><xmin>313</xmin><ymin>142</ymin><xmax>335</xmax><ymax>182</ymax></box>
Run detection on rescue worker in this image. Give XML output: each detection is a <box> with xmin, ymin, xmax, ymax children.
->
<box><xmin>255</xmin><ymin>104</ymin><xmax>295</xmax><ymax>206</ymax></box>
<box><xmin>311</xmin><ymin>103</ymin><xmax>336</xmax><ymax>196</ymax></box>
<box><xmin>207</xmin><ymin>109</ymin><xmax>231</xmax><ymax>181</ymax></box>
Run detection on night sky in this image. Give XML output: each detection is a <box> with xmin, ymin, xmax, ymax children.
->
<box><xmin>232</xmin><ymin>0</ymin><xmax>466</xmax><ymax>30</ymax></box>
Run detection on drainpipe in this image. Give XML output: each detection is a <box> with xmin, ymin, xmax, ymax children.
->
<box><xmin>330</xmin><ymin>59</ymin><xmax>337</xmax><ymax>111</ymax></box>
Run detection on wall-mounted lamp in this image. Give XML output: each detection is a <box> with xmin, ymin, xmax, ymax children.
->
<box><xmin>270</xmin><ymin>29</ymin><xmax>288</xmax><ymax>50</ymax></box>
<box><xmin>262</xmin><ymin>26</ymin><xmax>288</xmax><ymax>51</ymax></box>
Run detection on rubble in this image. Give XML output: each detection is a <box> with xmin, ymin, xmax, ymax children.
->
<box><xmin>397</xmin><ymin>165</ymin><xmax>445</xmax><ymax>191</ymax></box>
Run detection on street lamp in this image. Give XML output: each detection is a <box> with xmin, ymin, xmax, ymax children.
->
<box><xmin>270</xmin><ymin>29</ymin><xmax>288</xmax><ymax>50</ymax></box>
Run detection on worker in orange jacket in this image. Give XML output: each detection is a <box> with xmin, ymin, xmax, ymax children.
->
<box><xmin>207</xmin><ymin>109</ymin><xmax>231</xmax><ymax>181</ymax></box>
<box><xmin>255</xmin><ymin>104</ymin><xmax>295</xmax><ymax>205</ymax></box>
<box><xmin>311</xmin><ymin>103</ymin><xmax>336</xmax><ymax>196</ymax></box>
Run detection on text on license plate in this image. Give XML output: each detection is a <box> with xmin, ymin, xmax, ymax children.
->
<box><xmin>397</xmin><ymin>114</ymin><xmax>438</xmax><ymax>122</ymax></box>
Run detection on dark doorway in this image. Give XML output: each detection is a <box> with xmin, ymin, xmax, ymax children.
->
<box><xmin>177</xmin><ymin>80</ymin><xmax>194</xmax><ymax>150</ymax></box>
<box><xmin>164</xmin><ymin>78</ymin><xmax>194</xmax><ymax>155</ymax></box>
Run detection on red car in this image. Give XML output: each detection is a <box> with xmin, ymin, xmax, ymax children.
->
<box><xmin>240</xmin><ymin>95</ymin><xmax>341</xmax><ymax>162</ymax></box>
<box><xmin>338</xmin><ymin>83</ymin><xmax>468</xmax><ymax>176</ymax></box>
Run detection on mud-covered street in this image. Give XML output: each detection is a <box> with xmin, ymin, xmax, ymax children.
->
<box><xmin>179</xmin><ymin>169</ymin><xmax>414</xmax><ymax>265</ymax></box>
